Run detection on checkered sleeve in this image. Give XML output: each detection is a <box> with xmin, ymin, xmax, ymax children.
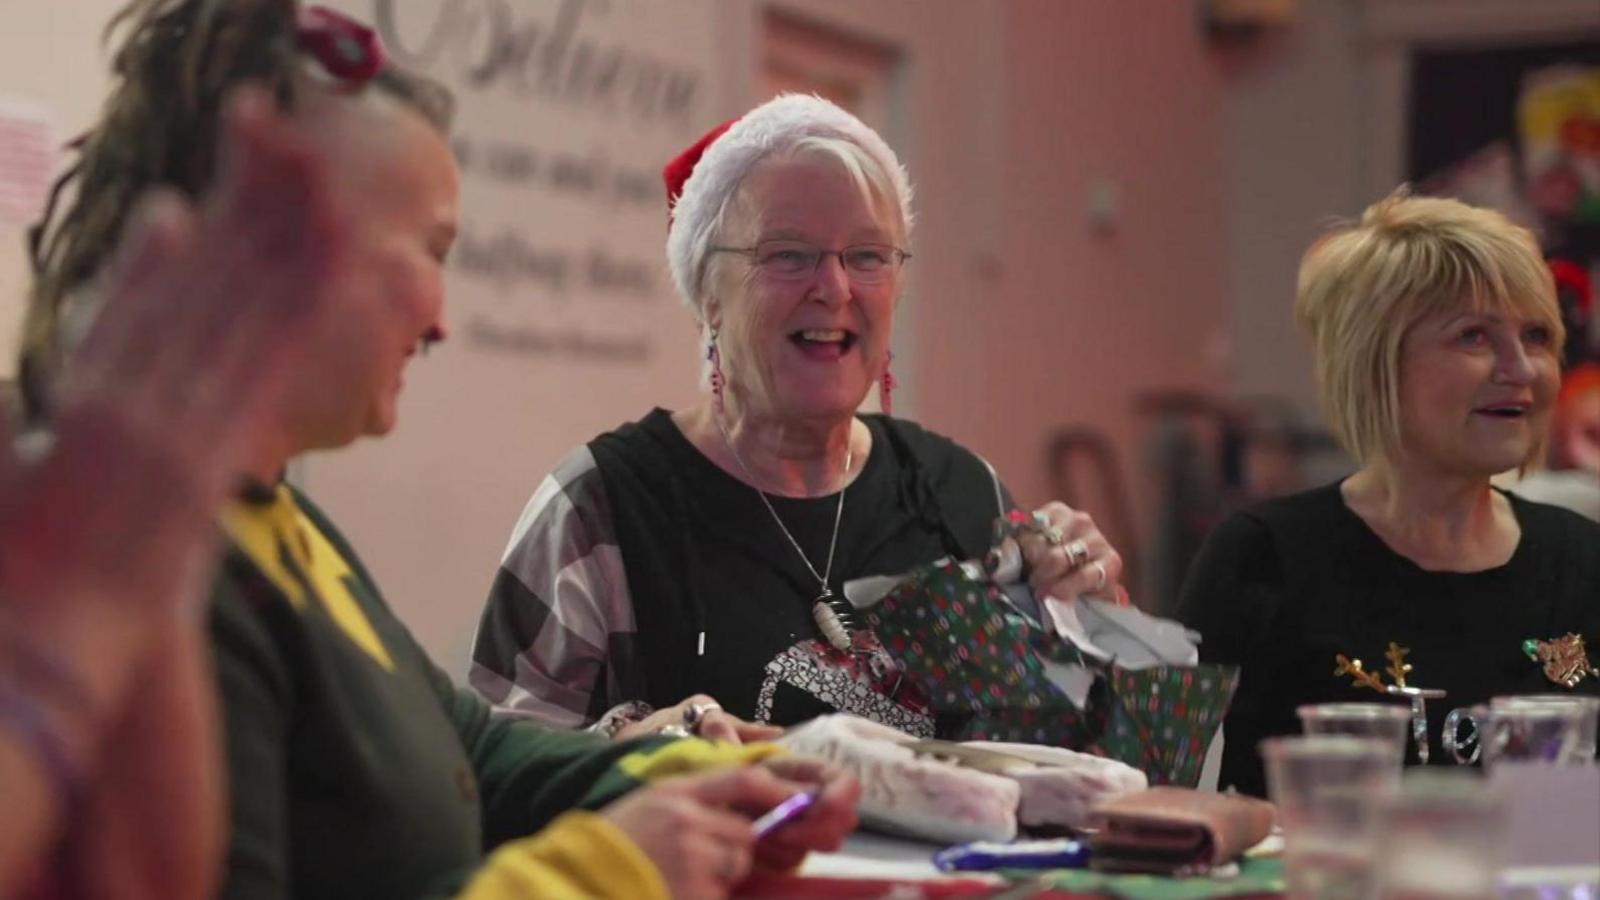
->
<box><xmin>469</xmin><ymin>446</ymin><xmax>642</xmax><ymax>728</ymax></box>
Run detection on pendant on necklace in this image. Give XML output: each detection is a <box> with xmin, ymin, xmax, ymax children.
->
<box><xmin>813</xmin><ymin>590</ymin><xmax>855</xmax><ymax>652</ymax></box>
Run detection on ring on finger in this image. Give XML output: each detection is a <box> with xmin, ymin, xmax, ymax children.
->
<box><xmin>1042</xmin><ymin>525</ymin><xmax>1065</xmax><ymax>546</ymax></box>
<box><xmin>1063</xmin><ymin>539</ymin><xmax>1091</xmax><ymax>571</ymax></box>
<box><xmin>684</xmin><ymin>701</ymin><xmax>722</xmax><ymax>734</ymax></box>
<box><xmin>1089</xmin><ymin>560</ymin><xmax>1107</xmax><ymax>592</ymax></box>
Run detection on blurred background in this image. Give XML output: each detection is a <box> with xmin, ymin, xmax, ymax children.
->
<box><xmin>1</xmin><ymin>0</ymin><xmax>1595</xmax><ymax>670</ymax></box>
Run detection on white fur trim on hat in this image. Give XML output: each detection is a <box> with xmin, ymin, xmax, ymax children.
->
<box><xmin>665</xmin><ymin>93</ymin><xmax>914</xmax><ymax>315</ymax></box>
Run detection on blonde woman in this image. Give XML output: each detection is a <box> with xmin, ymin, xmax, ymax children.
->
<box><xmin>1176</xmin><ymin>191</ymin><xmax>1600</xmax><ymax>797</ymax></box>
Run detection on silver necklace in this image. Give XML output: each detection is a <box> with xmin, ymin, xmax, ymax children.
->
<box><xmin>716</xmin><ymin>416</ymin><xmax>857</xmax><ymax>650</ymax></box>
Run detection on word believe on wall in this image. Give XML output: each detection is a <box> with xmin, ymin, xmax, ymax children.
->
<box><xmin>363</xmin><ymin>0</ymin><xmax>715</xmax><ymax>366</ymax></box>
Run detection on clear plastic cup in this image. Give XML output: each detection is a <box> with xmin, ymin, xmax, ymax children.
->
<box><xmin>1443</xmin><ymin>700</ymin><xmax>1588</xmax><ymax>768</ymax></box>
<box><xmin>1491</xmin><ymin>695</ymin><xmax>1600</xmax><ymax>759</ymax></box>
<box><xmin>1298</xmin><ymin>702</ymin><xmax>1413</xmax><ymax>765</ymax></box>
<box><xmin>1375</xmin><ymin>769</ymin><xmax>1505</xmax><ymax>900</ymax></box>
<box><xmin>1263</xmin><ymin>734</ymin><xmax>1401</xmax><ymax>900</ymax></box>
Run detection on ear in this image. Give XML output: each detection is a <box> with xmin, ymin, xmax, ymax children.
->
<box><xmin>702</xmin><ymin>297</ymin><xmax>723</xmax><ymax>332</ymax></box>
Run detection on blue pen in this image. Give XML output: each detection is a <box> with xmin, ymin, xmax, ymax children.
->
<box><xmin>933</xmin><ymin>838</ymin><xmax>1092</xmax><ymax>872</ymax></box>
<box><xmin>750</xmin><ymin>790</ymin><xmax>819</xmax><ymax>839</ymax></box>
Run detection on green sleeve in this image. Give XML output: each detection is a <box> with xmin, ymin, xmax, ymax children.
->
<box><xmin>422</xmin><ymin>660</ymin><xmax>669</xmax><ymax>849</ymax></box>
<box><xmin>285</xmin><ymin>487</ymin><xmax>675</xmax><ymax>850</ymax></box>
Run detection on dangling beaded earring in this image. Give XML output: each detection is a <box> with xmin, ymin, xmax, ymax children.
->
<box><xmin>878</xmin><ymin>350</ymin><xmax>896</xmax><ymax>417</ymax></box>
<box><xmin>707</xmin><ymin>326</ymin><xmax>726</xmax><ymax>415</ymax></box>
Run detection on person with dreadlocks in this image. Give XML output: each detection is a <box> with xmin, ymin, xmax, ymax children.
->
<box><xmin>1</xmin><ymin>84</ymin><xmax>332</xmax><ymax>900</ymax></box>
<box><xmin>17</xmin><ymin>3</ymin><xmax>857</xmax><ymax>899</ymax></box>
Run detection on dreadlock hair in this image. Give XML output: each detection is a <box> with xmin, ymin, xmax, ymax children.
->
<box><xmin>18</xmin><ymin>0</ymin><xmax>454</xmax><ymax>418</ymax></box>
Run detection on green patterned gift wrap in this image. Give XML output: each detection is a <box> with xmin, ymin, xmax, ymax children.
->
<box><xmin>862</xmin><ymin>560</ymin><xmax>1238</xmax><ymax>786</ymax></box>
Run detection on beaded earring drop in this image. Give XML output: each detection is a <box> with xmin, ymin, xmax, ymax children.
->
<box><xmin>878</xmin><ymin>350</ymin><xmax>896</xmax><ymax>416</ymax></box>
<box><xmin>707</xmin><ymin>326</ymin><xmax>726</xmax><ymax>415</ymax></box>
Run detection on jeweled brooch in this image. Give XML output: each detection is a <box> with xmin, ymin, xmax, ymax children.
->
<box><xmin>1522</xmin><ymin>633</ymin><xmax>1599</xmax><ymax>688</ymax></box>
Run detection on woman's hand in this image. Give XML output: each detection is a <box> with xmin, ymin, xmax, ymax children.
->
<box><xmin>1</xmin><ymin>86</ymin><xmax>338</xmax><ymax>642</ymax></box>
<box><xmin>613</xmin><ymin>694</ymin><xmax>784</xmax><ymax>744</ymax></box>
<box><xmin>1015</xmin><ymin>502</ymin><xmax>1126</xmax><ymax>605</ymax></box>
<box><xmin>602</xmin><ymin>757</ymin><xmax>859</xmax><ymax>897</ymax></box>
<box><xmin>748</xmin><ymin>756</ymin><xmax>860</xmax><ymax>871</ymax></box>
<box><xmin>62</xmin><ymin>623</ymin><xmax>224</xmax><ymax>900</ymax></box>
<box><xmin>600</xmin><ymin>766</ymin><xmax>790</xmax><ymax>898</ymax></box>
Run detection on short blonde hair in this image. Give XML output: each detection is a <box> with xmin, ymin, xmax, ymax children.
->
<box><xmin>1296</xmin><ymin>189</ymin><xmax>1564</xmax><ymax>467</ymax></box>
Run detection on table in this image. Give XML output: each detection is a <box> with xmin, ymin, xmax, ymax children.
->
<box><xmin>736</xmin><ymin>832</ymin><xmax>1285</xmax><ymax>899</ymax></box>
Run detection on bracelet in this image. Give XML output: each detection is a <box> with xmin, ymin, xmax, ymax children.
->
<box><xmin>0</xmin><ymin>684</ymin><xmax>85</xmax><ymax>814</ymax></box>
<box><xmin>0</xmin><ymin>624</ymin><xmax>99</xmax><ymax>717</ymax></box>
<box><xmin>0</xmin><ymin>614</ymin><xmax>102</xmax><ymax>813</ymax></box>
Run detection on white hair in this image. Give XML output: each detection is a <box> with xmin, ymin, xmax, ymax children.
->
<box><xmin>665</xmin><ymin>93</ymin><xmax>915</xmax><ymax>321</ymax></box>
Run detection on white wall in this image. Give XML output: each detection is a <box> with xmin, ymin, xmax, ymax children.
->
<box><xmin>0</xmin><ymin>0</ymin><xmax>128</xmax><ymax>377</ymax></box>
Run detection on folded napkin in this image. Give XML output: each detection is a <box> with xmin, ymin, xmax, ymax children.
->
<box><xmin>1089</xmin><ymin>787</ymin><xmax>1276</xmax><ymax>876</ymax></box>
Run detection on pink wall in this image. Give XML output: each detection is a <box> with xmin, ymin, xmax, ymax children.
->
<box><xmin>912</xmin><ymin>1</ymin><xmax>1233</xmax><ymax>528</ymax></box>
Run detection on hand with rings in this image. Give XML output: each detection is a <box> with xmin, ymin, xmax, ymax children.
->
<box><xmin>614</xmin><ymin>694</ymin><xmax>783</xmax><ymax>744</ymax></box>
<box><xmin>1015</xmin><ymin>502</ymin><xmax>1125</xmax><ymax>605</ymax></box>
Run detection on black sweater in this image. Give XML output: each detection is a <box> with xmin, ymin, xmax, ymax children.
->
<box><xmin>1175</xmin><ymin>482</ymin><xmax>1600</xmax><ymax>797</ymax></box>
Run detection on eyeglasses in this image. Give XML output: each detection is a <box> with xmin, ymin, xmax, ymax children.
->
<box><xmin>709</xmin><ymin>240</ymin><xmax>912</xmax><ymax>284</ymax></box>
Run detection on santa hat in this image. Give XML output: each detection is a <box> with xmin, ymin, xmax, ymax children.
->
<box><xmin>662</xmin><ymin>94</ymin><xmax>914</xmax><ymax>315</ymax></box>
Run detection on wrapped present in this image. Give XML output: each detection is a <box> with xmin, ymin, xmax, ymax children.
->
<box><xmin>847</xmin><ymin>538</ymin><xmax>1237</xmax><ymax>786</ymax></box>
<box><xmin>778</xmin><ymin>714</ymin><xmax>1147</xmax><ymax>842</ymax></box>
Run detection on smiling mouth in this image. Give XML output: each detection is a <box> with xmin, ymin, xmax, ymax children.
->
<box><xmin>789</xmin><ymin>329</ymin><xmax>858</xmax><ymax>352</ymax></box>
<box><xmin>1474</xmin><ymin>405</ymin><xmax>1529</xmax><ymax>419</ymax></box>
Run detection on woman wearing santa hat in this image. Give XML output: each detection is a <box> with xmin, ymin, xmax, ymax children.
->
<box><xmin>471</xmin><ymin>94</ymin><xmax>1126</xmax><ymax>742</ymax></box>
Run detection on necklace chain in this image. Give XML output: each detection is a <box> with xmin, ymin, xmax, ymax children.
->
<box><xmin>715</xmin><ymin>416</ymin><xmax>852</xmax><ymax>596</ymax></box>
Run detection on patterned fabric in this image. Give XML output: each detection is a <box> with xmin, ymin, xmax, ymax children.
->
<box><xmin>471</xmin><ymin>410</ymin><xmax>1009</xmax><ymax>733</ymax></box>
<box><xmin>469</xmin><ymin>446</ymin><xmax>643</xmax><ymax>727</ymax></box>
<box><xmin>1092</xmin><ymin>667</ymin><xmax>1238</xmax><ymax>788</ymax></box>
<box><xmin>755</xmin><ymin>632</ymin><xmax>935</xmax><ymax>737</ymax></box>
<box><xmin>863</xmin><ymin>561</ymin><xmax>1238</xmax><ymax>786</ymax></box>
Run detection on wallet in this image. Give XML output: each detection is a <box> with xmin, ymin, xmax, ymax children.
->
<box><xmin>1088</xmin><ymin>787</ymin><xmax>1276</xmax><ymax>876</ymax></box>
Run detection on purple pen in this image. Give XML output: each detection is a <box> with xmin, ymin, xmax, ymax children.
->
<box><xmin>750</xmin><ymin>789</ymin><xmax>818</xmax><ymax>839</ymax></box>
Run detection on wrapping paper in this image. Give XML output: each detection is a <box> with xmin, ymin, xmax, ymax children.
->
<box><xmin>851</xmin><ymin>557</ymin><xmax>1238</xmax><ymax>786</ymax></box>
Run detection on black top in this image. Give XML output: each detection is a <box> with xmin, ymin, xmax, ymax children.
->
<box><xmin>589</xmin><ymin>409</ymin><xmax>1009</xmax><ymax>734</ymax></box>
<box><xmin>1175</xmin><ymin>481</ymin><xmax>1600</xmax><ymax>797</ymax></box>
